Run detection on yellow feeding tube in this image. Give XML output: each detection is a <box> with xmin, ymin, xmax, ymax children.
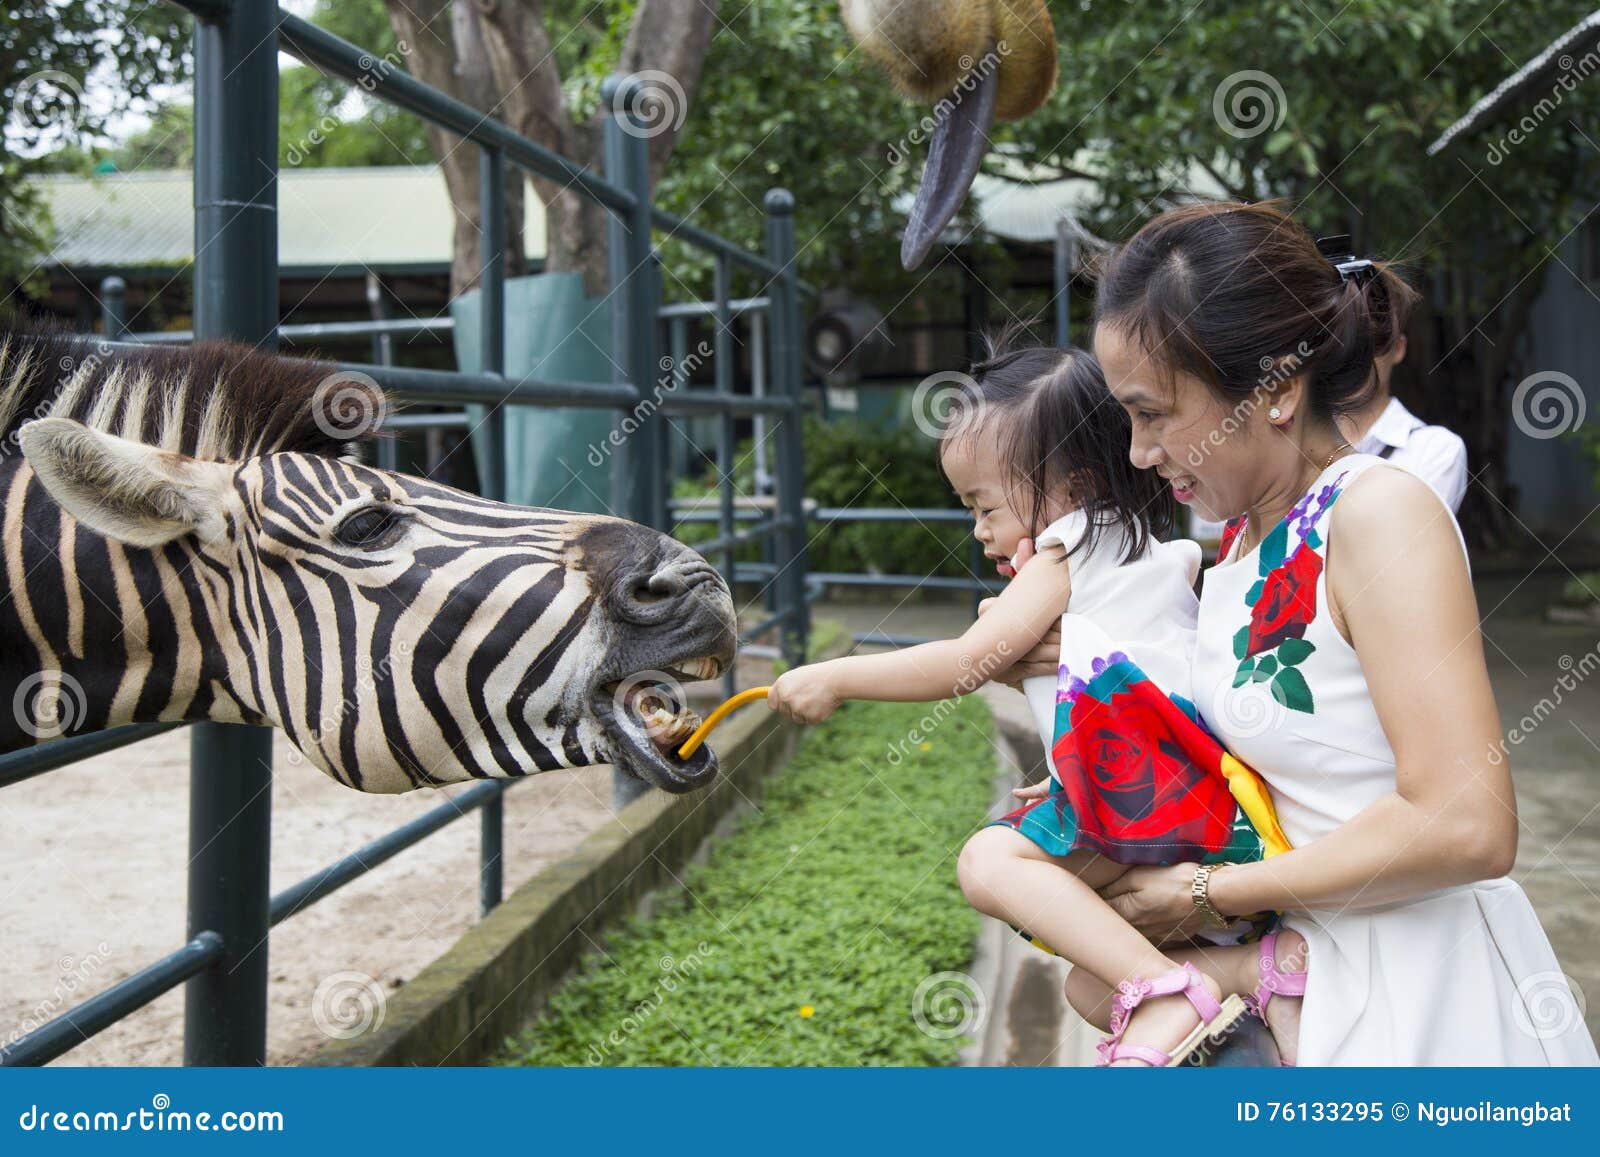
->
<box><xmin>676</xmin><ymin>686</ymin><xmax>772</xmax><ymax>759</ymax></box>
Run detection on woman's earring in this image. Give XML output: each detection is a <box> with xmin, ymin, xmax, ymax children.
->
<box><xmin>1269</xmin><ymin>407</ymin><xmax>1283</xmax><ymax>421</ymax></box>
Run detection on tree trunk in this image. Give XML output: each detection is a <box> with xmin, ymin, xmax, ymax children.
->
<box><xmin>385</xmin><ymin>0</ymin><xmax>526</xmax><ymax>295</ymax></box>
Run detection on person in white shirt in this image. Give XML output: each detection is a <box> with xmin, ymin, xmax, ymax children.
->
<box><xmin>1338</xmin><ymin>311</ymin><xmax>1469</xmax><ymax>514</ymax></box>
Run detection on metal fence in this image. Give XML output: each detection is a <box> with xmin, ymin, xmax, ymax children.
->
<box><xmin>0</xmin><ymin>0</ymin><xmax>809</xmax><ymax>1066</ymax></box>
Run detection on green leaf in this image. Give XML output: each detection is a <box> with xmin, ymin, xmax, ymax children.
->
<box><xmin>1265</xmin><ymin>130</ymin><xmax>1296</xmax><ymax>157</ymax></box>
<box><xmin>1233</xmin><ymin>625</ymin><xmax>1251</xmax><ymax>660</ymax></box>
<box><xmin>1260</xmin><ymin>521</ymin><xmax>1289</xmax><ymax>573</ymax></box>
<box><xmin>1233</xmin><ymin>659</ymin><xmax>1255</xmax><ymax>687</ymax></box>
<box><xmin>1271</xmin><ymin>667</ymin><xmax>1315</xmax><ymax>714</ymax></box>
<box><xmin>1276</xmin><ymin>638</ymin><xmax>1314</xmax><ymax>665</ymax></box>
<box><xmin>1256</xmin><ymin>654</ymin><xmax>1279</xmax><ymax>676</ymax></box>
<box><xmin>1247</xmin><ymin>579</ymin><xmax>1265</xmax><ymax>603</ymax></box>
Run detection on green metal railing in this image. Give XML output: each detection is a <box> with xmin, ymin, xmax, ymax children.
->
<box><xmin>1</xmin><ymin>0</ymin><xmax>807</xmax><ymax>1066</ymax></box>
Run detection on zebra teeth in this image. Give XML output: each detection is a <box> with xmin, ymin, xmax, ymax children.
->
<box><xmin>674</xmin><ymin>656</ymin><xmax>722</xmax><ymax>681</ymax></box>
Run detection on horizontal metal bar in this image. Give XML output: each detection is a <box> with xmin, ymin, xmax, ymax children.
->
<box><xmin>689</xmin><ymin>516</ymin><xmax>792</xmax><ymax>556</ymax></box>
<box><xmin>127</xmin><ymin>317</ymin><xmax>454</xmax><ymax>347</ymax></box>
<box><xmin>277</xmin><ymin>13</ymin><xmax>635</xmax><ymax>214</ymax></box>
<box><xmin>669</xmin><ymin>505</ymin><xmax>970</xmax><ymax>523</ymax></box>
<box><xmin>650</xmin><ymin>207</ymin><xmax>787</xmax><ymax>279</ymax></box>
<box><xmin>658</xmin><ymin>296</ymin><xmax>770</xmax><ymax>319</ymax></box>
<box><xmin>813</xmin><ymin>507</ymin><xmax>971</xmax><ymax>523</ymax></box>
<box><xmin>733</xmin><ymin>563</ymin><xmax>999</xmax><ymax>595</ymax></box>
<box><xmin>0</xmin><ymin>723</ymin><xmax>187</xmax><ymax>790</ymax></box>
<box><xmin>0</xmin><ymin>932</ymin><xmax>223</xmax><ymax>1066</ymax></box>
<box><xmin>385</xmin><ymin>410</ymin><xmax>472</xmax><ymax>430</ymax></box>
<box><xmin>658</xmin><ymin>391</ymin><xmax>798</xmax><ymax>415</ymax></box>
<box><xmin>352</xmin><ymin>362</ymin><xmax>640</xmax><ymax>408</ymax></box>
<box><xmin>270</xmin><ymin>781</ymin><xmax>506</xmax><ymax>926</ymax></box>
<box><xmin>740</xmin><ymin>608</ymin><xmax>794</xmax><ymax>642</ymax></box>
<box><xmin>853</xmin><ymin>632</ymin><xmax>939</xmax><ymax>648</ymax></box>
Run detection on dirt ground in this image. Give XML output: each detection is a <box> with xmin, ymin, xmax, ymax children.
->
<box><xmin>0</xmin><ymin>727</ymin><xmax>617</xmax><ymax>1066</ymax></box>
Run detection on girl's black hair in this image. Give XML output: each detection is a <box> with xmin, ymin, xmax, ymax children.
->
<box><xmin>938</xmin><ymin>321</ymin><xmax>1175</xmax><ymax>565</ymax></box>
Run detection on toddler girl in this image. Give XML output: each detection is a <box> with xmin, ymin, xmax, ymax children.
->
<box><xmin>767</xmin><ymin>333</ymin><xmax>1305</xmax><ymax>1065</ymax></box>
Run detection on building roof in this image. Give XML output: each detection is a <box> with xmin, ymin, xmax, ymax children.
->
<box><xmin>1428</xmin><ymin>9</ymin><xmax>1600</xmax><ymax>155</ymax></box>
<box><xmin>29</xmin><ymin>165</ymin><xmax>549</xmax><ymax>273</ymax></box>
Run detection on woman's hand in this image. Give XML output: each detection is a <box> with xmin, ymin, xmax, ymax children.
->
<box><xmin>767</xmin><ymin>663</ymin><xmax>843</xmax><ymax>725</ymax></box>
<box><xmin>1098</xmin><ymin>863</ymin><xmax>1218</xmax><ymax>945</ymax></box>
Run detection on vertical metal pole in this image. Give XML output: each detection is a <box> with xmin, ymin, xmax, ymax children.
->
<box><xmin>100</xmin><ymin>276</ymin><xmax>127</xmax><ymax>339</ymax></box>
<box><xmin>478</xmin><ymin>146</ymin><xmax>507</xmax><ymax>913</ymax></box>
<box><xmin>765</xmin><ymin>188</ymin><xmax>809</xmax><ymax>665</ymax></box>
<box><xmin>185</xmin><ymin>0</ymin><xmax>277</xmax><ymax>1068</ymax></box>
<box><xmin>669</xmin><ymin>314</ymin><xmax>690</xmax><ymax>479</ymax></box>
<box><xmin>603</xmin><ymin>74</ymin><xmax>660</xmax><ymax>809</ymax></box>
<box><xmin>713</xmin><ymin>256</ymin><xmax>737</xmax><ymax>700</ymax></box>
<box><xmin>366</xmin><ymin>273</ymin><xmax>400</xmax><ymax>473</ymax></box>
<box><xmin>1054</xmin><ymin>221</ymin><xmax>1076</xmax><ymax>347</ymax></box>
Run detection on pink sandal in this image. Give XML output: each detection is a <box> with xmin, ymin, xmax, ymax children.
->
<box><xmin>1245</xmin><ymin>931</ymin><xmax>1308</xmax><ymax>1066</ymax></box>
<box><xmin>1095</xmin><ymin>962</ymin><xmax>1249</xmax><ymax>1067</ymax></box>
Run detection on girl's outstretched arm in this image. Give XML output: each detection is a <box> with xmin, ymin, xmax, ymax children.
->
<box><xmin>766</xmin><ymin>543</ymin><xmax>1072</xmax><ymax>723</ymax></box>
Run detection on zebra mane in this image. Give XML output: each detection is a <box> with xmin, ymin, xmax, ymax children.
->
<box><xmin>0</xmin><ymin>323</ymin><xmax>385</xmax><ymax>461</ymax></box>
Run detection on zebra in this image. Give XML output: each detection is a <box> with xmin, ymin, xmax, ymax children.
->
<box><xmin>0</xmin><ymin>325</ymin><xmax>736</xmax><ymax>794</ymax></box>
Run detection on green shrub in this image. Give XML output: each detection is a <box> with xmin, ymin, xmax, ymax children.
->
<box><xmin>674</xmin><ymin>415</ymin><xmax>973</xmax><ymax>579</ymax></box>
<box><xmin>495</xmin><ymin>696</ymin><xmax>995</xmax><ymax>1066</ymax></box>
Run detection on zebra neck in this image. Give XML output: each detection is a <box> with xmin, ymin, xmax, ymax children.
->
<box><xmin>0</xmin><ymin>464</ymin><xmax>265</xmax><ymax>750</ymax></box>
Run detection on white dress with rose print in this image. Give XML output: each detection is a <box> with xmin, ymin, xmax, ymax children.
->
<box><xmin>1195</xmin><ymin>452</ymin><xmax>1597</xmax><ymax>1065</ymax></box>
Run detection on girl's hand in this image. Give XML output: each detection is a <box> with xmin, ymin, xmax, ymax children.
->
<box><xmin>767</xmin><ymin>665</ymin><xmax>843</xmax><ymax>725</ymax></box>
<box><xmin>1011</xmin><ymin>779</ymin><xmax>1051</xmax><ymax>801</ymax></box>
<box><xmin>1097</xmin><ymin>863</ymin><xmax>1218</xmax><ymax>945</ymax></box>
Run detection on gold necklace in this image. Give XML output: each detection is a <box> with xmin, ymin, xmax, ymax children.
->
<box><xmin>1236</xmin><ymin>441</ymin><xmax>1352</xmax><ymax>557</ymax></box>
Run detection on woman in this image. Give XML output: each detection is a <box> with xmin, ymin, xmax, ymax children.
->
<box><xmin>1009</xmin><ymin>201</ymin><xmax>1595</xmax><ymax>1065</ymax></box>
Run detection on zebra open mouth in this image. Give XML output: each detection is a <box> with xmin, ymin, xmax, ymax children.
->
<box><xmin>593</xmin><ymin>661</ymin><xmax>723</xmax><ymax>793</ymax></box>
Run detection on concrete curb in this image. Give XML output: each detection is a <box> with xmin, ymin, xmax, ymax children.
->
<box><xmin>306</xmin><ymin>694</ymin><xmax>799</xmax><ymax>1067</ymax></box>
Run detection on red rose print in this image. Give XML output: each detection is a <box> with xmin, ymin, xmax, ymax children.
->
<box><xmin>1053</xmin><ymin>685</ymin><xmax>1235</xmax><ymax>852</ymax></box>
<box><xmin>1246</xmin><ymin>544</ymin><xmax>1323</xmax><ymax>657</ymax></box>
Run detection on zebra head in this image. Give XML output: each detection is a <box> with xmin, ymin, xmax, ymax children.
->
<box><xmin>2</xmin><ymin>334</ymin><xmax>735</xmax><ymax>795</ymax></box>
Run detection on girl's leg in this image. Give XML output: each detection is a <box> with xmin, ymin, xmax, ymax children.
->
<box><xmin>956</xmin><ymin>827</ymin><xmax>1230</xmax><ymax>1065</ymax></box>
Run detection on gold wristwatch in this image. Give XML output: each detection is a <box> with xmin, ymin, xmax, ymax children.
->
<box><xmin>1190</xmin><ymin>864</ymin><xmax>1230</xmax><ymax>928</ymax></box>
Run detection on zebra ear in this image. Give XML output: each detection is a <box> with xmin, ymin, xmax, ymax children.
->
<box><xmin>18</xmin><ymin>418</ymin><xmax>232</xmax><ymax>548</ymax></box>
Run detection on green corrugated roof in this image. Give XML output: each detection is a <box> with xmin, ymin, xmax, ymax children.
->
<box><xmin>29</xmin><ymin>166</ymin><xmax>549</xmax><ymax>271</ymax></box>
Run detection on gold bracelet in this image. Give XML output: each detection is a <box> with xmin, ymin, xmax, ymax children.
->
<box><xmin>1190</xmin><ymin>864</ymin><xmax>1230</xmax><ymax>928</ymax></box>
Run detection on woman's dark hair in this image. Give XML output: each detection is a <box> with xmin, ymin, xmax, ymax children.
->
<box><xmin>1092</xmin><ymin>201</ymin><xmax>1418</xmax><ymax>421</ymax></box>
<box><xmin>938</xmin><ymin>321</ymin><xmax>1175</xmax><ymax>565</ymax></box>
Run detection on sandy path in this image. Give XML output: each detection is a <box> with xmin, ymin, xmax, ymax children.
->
<box><xmin>0</xmin><ymin>728</ymin><xmax>616</xmax><ymax>1066</ymax></box>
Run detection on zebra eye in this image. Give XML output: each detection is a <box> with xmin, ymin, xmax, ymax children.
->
<box><xmin>335</xmin><ymin>506</ymin><xmax>404</xmax><ymax>549</ymax></box>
